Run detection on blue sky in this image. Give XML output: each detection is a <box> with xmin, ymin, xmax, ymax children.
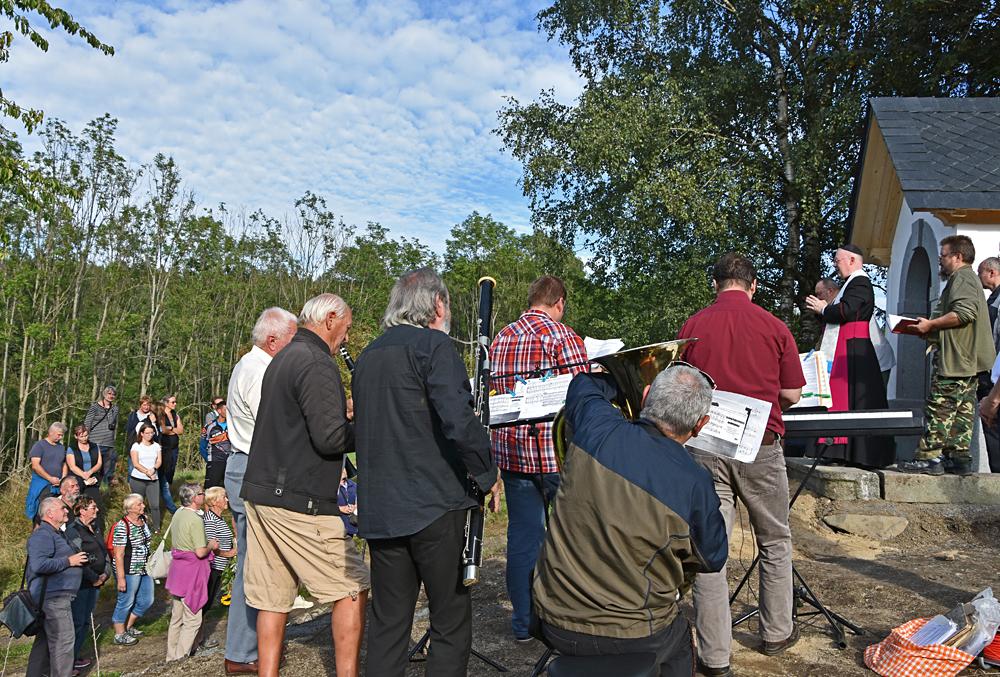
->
<box><xmin>5</xmin><ymin>0</ymin><xmax>582</xmax><ymax>249</ymax></box>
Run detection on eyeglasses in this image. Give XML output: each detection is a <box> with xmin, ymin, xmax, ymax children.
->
<box><xmin>196</xmin><ymin>492</ymin><xmax>205</xmax><ymax>496</ymax></box>
<box><xmin>667</xmin><ymin>360</ymin><xmax>717</xmax><ymax>390</ymax></box>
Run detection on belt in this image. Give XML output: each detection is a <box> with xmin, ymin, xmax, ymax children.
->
<box><xmin>762</xmin><ymin>430</ymin><xmax>781</xmax><ymax>446</ymax></box>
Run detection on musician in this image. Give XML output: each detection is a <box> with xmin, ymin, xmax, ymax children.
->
<box><xmin>353</xmin><ymin>268</ymin><xmax>500</xmax><ymax>677</ymax></box>
<box><xmin>241</xmin><ymin>294</ymin><xmax>369</xmax><ymax>677</ymax></box>
<box><xmin>533</xmin><ymin>367</ymin><xmax>727</xmax><ymax>676</ymax></box>
<box><xmin>489</xmin><ymin>275</ymin><xmax>588</xmax><ymax>642</ymax></box>
<box><xmin>805</xmin><ymin>245</ymin><xmax>894</xmax><ymax>468</ymax></box>
<box><xmin>678</xmin><ymin>253</ymin><xmax>804</xmax><ymax>677</ymax></box>
<box><xmin>902</xmin><ymin>235</ymin><xmax>995</xmax><ymax>476</ymax></box>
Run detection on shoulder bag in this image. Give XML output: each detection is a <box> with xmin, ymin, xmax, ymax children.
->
<box><xmin>146</xmin><ymin>518</ymin><xmax>174</xmax><ymax>580</ymax></box>
<box><xmin>0</xmin><ymin>556</ymin><xmax>47</xmax><ymax>638</ymax></box>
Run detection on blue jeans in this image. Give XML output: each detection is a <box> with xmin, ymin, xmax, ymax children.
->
<box><xmin>111</xmin><ymin>573</ymin><xmax>154</xmax><ymax>625</ymax></box>
<box><xmin>99</xmin><ymin>445</ymin><xmax>117</xmax><ymax>486</ymax></box>
<box><xmin>503</xmin><ymin>469</ymin><xmax>560</xmax><ymax>639</ymax></box>
<box><xmin>71</xmin><ymin>586</ymin><xmax>99</xmax><ymax>658</ymax></box>
<box><xmin>223</xmin><ymin>452</ymin><xmax>258</xmax><ymax>664</ymax></box>
<box><xmin>159</xmin><ymin>475</ymin><xmax>178</xmax><ymax>514</ymax></box>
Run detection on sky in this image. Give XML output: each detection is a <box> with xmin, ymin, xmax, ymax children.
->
<box><xmin>5</xmin><ymin>0</ymin><xmax>583</xmax><ymax>250</ymax></box>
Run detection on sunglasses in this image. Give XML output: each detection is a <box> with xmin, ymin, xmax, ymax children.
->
<box><xmin>667</xmin><ymin>360</ymin><xmax>717</xmax><ymax>390</ymax></box>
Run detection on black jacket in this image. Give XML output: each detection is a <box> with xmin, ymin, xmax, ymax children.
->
<box><xmin>241</xmin><ymin>328</ymin><xmax>353</xmax><ymax>515</ymax></box>
<box><xmin>66</xmin><ymin>518</ymin><xmax>106</xmax><ymax>586</ymax></box>
<box><xmin>354</xmin><ymin>324</ymin><xmax>497</xmax><ymax>540</ymax></box>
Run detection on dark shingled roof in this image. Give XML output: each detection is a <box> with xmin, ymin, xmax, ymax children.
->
<box><xmin>871</xmin><ymin>97</ymin><xmax>1000</xmax><ymax>210</ymax></box>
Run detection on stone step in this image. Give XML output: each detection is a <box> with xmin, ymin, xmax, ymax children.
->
<box><xmin>785</xmin><ymin>458</ymin><xmax>881</xmax><ymax>501</ymax></box>
<box><xmin>878</xmin><ymin>469</ymin><xmax>1000</xmax><ymax>504</ymax></box>
<box><xmin>785</xmin><ymin>457</ymin><xmax>1000</xmax><ymax>504</ymax></box>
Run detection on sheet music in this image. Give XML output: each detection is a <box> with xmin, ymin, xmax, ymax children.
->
<box><xmin>584</xmin><ymin>336</ymin><xmax>625</xmax><ymax>359</ymax></box>
<box><xmin>488</xmin><ymin>374</ymin><xmax>573</xmax><ymax>426</ymax></box>
<box><xmin>686</xmin><ymin>390</ymin><xmax>771</xmax><ymax>463</ymax></box>
<box><xmin>794</xmin><ymin>351</ymin><xmax>832</xmax><ymax>409</ymax></box>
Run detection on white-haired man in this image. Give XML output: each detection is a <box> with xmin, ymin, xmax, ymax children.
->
<box><xmin>221</xmin><ymin>307</ymin><xmax>298</xmax><ymax>675</ymax></box>
<box><xmin>242</xmin><ymin>295</ymin><xmax>369</xmax><ymax>677</ymax></box>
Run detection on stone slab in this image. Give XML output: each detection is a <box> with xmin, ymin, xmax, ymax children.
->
<box><xmin>878</xmin><ymin>469</ymin><xmax>1000</xmax><ymax>504</ymax></box>
<box><xmin>822</xmin><ymin>513</ymin><xmax>909</xmax><ymax>539</ymax></box>
<box><xmin>785</xmin><ymin>458</ymin><xmax>881</xmax><ymax>501</ymax></box>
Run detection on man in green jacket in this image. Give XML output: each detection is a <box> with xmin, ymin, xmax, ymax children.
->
<box><xmin>902</xmin><ymin>234</ymin><xmax>996</xmax><ymax>475</ymax></box>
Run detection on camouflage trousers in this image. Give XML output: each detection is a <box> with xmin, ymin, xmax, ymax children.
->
<box><xmin>916</xmin><ymin>369</ymin><xmax>977</xmax><ymax>462</ymax></box>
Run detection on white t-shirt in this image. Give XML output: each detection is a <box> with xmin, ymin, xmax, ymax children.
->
<box><xmin>130</xmin><ymin>441</ymin><xmax>161</xmax><ymax>480</ymax></box>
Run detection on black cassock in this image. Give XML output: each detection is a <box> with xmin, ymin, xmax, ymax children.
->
<box><xmin>820</xmin><ymin>275</ymin><xmax>895</xmax><ymax>468</ymax></box>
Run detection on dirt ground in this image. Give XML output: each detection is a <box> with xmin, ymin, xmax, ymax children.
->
<box><xmin>5</xmin><ymin>494</ymin><xmax>1000</xmax><ymax>676</ymax></box>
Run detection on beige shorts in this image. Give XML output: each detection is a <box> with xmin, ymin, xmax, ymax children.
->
<box><xmin>244</xmin><ymin>502</ymin><xmax>370</xmax><ymax>613</ymax></box>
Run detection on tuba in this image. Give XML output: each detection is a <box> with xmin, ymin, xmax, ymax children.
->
<box><xmin>553</xmin><ymin>339</ymin><xmax>697</xmax><ymax>469</ymax></box>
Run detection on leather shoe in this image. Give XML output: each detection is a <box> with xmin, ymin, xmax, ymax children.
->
<box><xmin>697</xmin><ymin>659</ymin><xmax>733</xmax><ymax>676</ymax></box>
<box><xmin>761</xmin><ymin>624</ymin><xmax>800</xmax><ymax>656</ymax></box>
<box><xmin>224</xmin><ymin>659</ymin><xmax>258</xmax><ymax>675</ymax></box>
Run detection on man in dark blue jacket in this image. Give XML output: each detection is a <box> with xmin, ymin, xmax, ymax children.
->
<box><xmin>534</xmin><ymin>366</ymin><xmax>727</xmax><ymax>677</ymax></box>
<box><xmin>27</xmin><ymin>496</ymin><xmax>88</xmax><ymax>677</ymax></box>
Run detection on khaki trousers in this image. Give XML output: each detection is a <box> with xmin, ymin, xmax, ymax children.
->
<box><xmin>689</xmin><ymin>441</ymin><xmax>793</xmax><ymax>670</ymax></box>
<box><xmin>166</xmin><ymin>596</ymin><xmax>202</xmax><ymax>661</ymax></box>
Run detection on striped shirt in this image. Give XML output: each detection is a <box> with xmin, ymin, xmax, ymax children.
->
<box><xmin>112</xmin><ymin>519</ymin><xmax>151</xmax><ymax>575</ymax></box>
<box><xmin>489</xmin><ymin>310</ymin><xmax>588</xmax><ymax>474</ymax></box>
<box><xmin>203</xmin><ymin>510</ymin><xmax>234</xmax><ymax>571</ymax></box>
<box><xmin>83</xmin><ymin>401</ymin><xmax>118</xmax><ymax>447</ymax></box>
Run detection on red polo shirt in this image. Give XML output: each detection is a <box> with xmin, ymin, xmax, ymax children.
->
<box><xmin>678</xmin><ymin>290</ymin><xmax>805</xmax><ymax>436</ymax></box>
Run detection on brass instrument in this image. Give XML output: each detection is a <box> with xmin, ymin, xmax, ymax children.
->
<box><xmin>553</xmin><ymin>339</ymin><xmax>697</xmax><ymax>469</ymax></box>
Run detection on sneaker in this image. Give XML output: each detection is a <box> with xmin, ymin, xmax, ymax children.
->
<box><xmin>73</xmin><ymin>658</ymin><xmax>92</xmax><ymax>669</ymax></box>
<box><xmin>944</xmin><ymin>457</ymin><xmax>974</xmax><ymax>476</ymax></box>
<box><xmin>291</xmin><ymin>595</ymin><xmax>314</xmax><ymax>610</ymax></box>
<box><xmin>126</xmin><ymin>626</ymin><xmax>144</xmax><ymax>637</ymax></box>
<box><xmin>199</xmin><ymin>638</ymin><xmax>220</xmax><ymax>649</ymax></box>
<box><xmin>513</xmin><ymin>635</ymin><xmax>534</xmax><ymax>645</ymax></box>
<box><xmin>761</xmin><ymin>624</ymin><xmax>800</xmax><ymax>656</ymax></box>
<box><xmin>114</xmin><ymin>632</ymin><xmax>138</xmax><ymax>646</ymax></box>
<box><xmin>896</xmin><ymin>458</ymin><xmax>944</xmax><ymax>476</ymax></box>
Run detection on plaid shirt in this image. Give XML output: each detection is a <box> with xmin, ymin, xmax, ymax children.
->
<box><xmin>489</xmin><ymin>310</ymin><xmax>588</xmax><ymax>474</ymax></box>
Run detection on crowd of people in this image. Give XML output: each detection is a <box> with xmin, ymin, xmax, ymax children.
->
<box><xmin>17</xmin><ymin>237</ymin><xmax>999</xmax><ymax>677</ymax></box>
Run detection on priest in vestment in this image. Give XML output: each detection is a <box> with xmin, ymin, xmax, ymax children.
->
<box><xmin>805</xmin><ymin>244</ymin><xmax>895</xmax><ymax>468</ymax></box>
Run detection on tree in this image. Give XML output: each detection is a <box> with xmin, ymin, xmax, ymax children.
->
<box><xmin>501</xmin><ymin>0</ymin><xmax>1000</xmax><ymax>342</ymax></box>
<box><xmin>1</xmin><ymin>1</ymin><xmax>113</xmax><ymax>186</ymax></box>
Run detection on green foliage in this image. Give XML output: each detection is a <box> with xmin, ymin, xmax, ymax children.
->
<box><xmin>1</xmin><ymin>1</ymin><xmax>113</xmax><ymax>189</ymax></box>
<box><xmin>502</xmin><ymin>0</ymin><xmax>1000</xmax><ymax>343</ymax></box>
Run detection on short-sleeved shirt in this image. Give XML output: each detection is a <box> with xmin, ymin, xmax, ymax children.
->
<box><xmin>30</xmin><ymin>439</ymin><xmax>66</xmax><ymax>478</ymax></box>
<box><xmin>203</xmin><ymin>510</ymin><xmax>234</xmax><ymax>571</ymax></box>
<box><xmin>170</xmin><ymin>507</ymin><xmax>207</xmax><ymax>552</ymax></box>
<box><xmin>112</xmin><ymin>518</ymin><xmax>152</xmax><ymax>575</ymax></box>
<box><xmin>130</xmin><ymin>442</ymin><xmax>160</xmax><ymax>480</ymax></box>
<box><xmin>678</xmin><ymin>290</ymin><xmax>806</xmax><ymax>436</ymax></box>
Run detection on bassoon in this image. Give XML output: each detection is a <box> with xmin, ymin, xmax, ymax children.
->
<box><xmin>462</xmin><ymin>276</ymin><xmax>496</xmax><ymax>586</ymax></box>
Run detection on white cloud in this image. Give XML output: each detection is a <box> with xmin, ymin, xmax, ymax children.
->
<box><xmin>4</xmin><ymin>0</ymin><xmax>583</xmax><ymax>248</ymax></box>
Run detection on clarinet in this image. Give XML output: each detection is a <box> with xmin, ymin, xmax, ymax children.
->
<box><xmin>339</xmin><ymin>346</ymin><xmax>356</xmax><ymax>374</ymax></box>
<box><xmin>462</xmin><ymin>276</ymin><xmax>496</xmax><ymax>586</ymax></box>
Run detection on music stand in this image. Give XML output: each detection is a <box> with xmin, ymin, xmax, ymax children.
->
<box><xmin>729</xmin><ymin>438</ymin><xmax>861</xmax><ymax>648</ymax></box>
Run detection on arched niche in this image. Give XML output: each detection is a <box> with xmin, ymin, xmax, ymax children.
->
<box><xmin>895</xmin><ymin>218</ymin><xmax>936</xmax><ymax>406</ymax></box>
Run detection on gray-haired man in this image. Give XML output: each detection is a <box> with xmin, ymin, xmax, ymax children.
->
<box><xmin>534</xmin><ymin>366</ymin><xmax>728</xmax><ymax>675</ymax></box>
<box><xmin>222</xmin><ymin>307</ymin><xmax>298</xmax><ymax>675</ymax></box>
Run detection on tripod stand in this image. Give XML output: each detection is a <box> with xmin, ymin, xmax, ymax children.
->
<box><xmin>407</xmin><ymin>628</ymin><xmax>509</xmax><ymax>672</ymax></box>
<box><xmin>729</xmin><ymin>441</ymin><xmax>863</xmax><ymax>648</ymax></box>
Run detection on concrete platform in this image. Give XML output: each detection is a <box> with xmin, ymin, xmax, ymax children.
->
<box><xmin>786</xmin><ymin>458</ymin><xmax>881</xmax><ymax>501</ymax></box>
<box><xmin>878</xmin><ymin>469</ymin><xmax>1000</xmax><ymax>504</ymax></box>
<box><xmin>785</xmin><ymin>458</ymin><xmax>1000</xmax><ymax>504</ymax></box>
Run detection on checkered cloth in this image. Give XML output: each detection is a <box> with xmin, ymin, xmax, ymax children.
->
<box><xmin>864</xmin><ymin>617</ymin><xmax>976</xmax><ymax>677</ymax></box>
